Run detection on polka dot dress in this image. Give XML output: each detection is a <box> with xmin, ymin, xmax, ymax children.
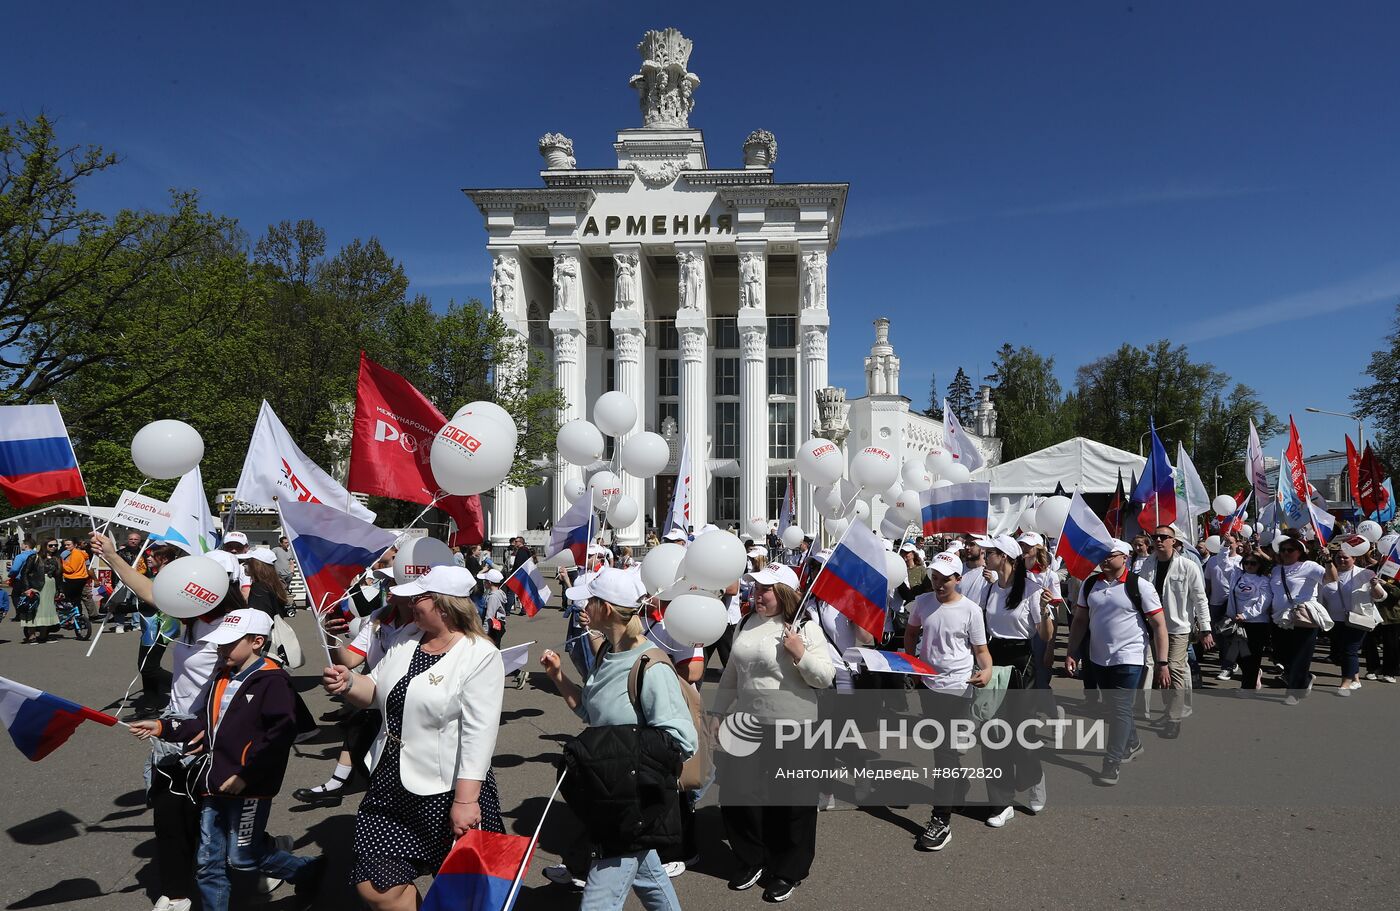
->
<box><xmin>350</xmin><ymin>645</ymin><xmax>504</xmax><ymax>891</ymax></box>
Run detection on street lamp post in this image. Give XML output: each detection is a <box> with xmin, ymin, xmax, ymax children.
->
<box><xmin>1305</xmin><ymin>407</ymin><xmax>1365</xmax><ymax>508</ymax></box>
<box><xmin>1213</xmin><ymin>458</ymin><xmax>1245</xmax><ymax>499</ymax></box>
<box><xmin>1139</xmin><ymin>418</ymin><xmax>1187</xmax><ymax>457</ymax></box>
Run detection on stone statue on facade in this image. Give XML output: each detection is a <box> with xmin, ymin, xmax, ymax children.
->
<box><xmin>629</xmin><ymin>28</ymin><xmax>700</xmax><ymax>129</ymax></box>
<box><xmin>801</xmin><ymin>250</ymin><xmax>827</xmax><ymax>310</ymax></box>
<box><xmin>613</xmin><ymin>253</ymin><xmax>638</xmax><ymax>310</ymax></box>
<box><xmin>490</xmin><ymin>255</ymin><xmax>517</xmax><ymax>313</ymax></box>
<box><xmin>812</xmin><ymin>387</ymin><xmax>850</xmax><ymax>447</ymax></box>
<box><xmin>677</xmin><ymin>251</ymin><xmax>704</xmax><ymax>310</ymax></box>
<box><xmin>738</xmin><ymin>252</ymin><xmax>764</xmax><ymax>310</ymax></box>
<box><xmin>553</xmin><ymin>254</ymin><xmax>578</xmax><ymax>312</ymax></box>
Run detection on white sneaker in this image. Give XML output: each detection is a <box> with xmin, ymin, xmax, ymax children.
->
<box><xmin>258</xmin><ymin>835</ymin><xmax>293</xmax><ymax>893</ymax></box>
<box><xmin>1349</xmin><ymin>680</ymin><xmax>1362</xmax><ymax>691</ymax></box>
<box><xmin>111</xmin><ymin>625</ymin><xmax>126</xmax><ymax>634</ymax></box>
<box><xmin>542</xmin><ymin>865</ymin><xmax>585</xmax><ymax>890</ymax></box>
<box><xmin>663</xmin><ymin>861</ymin><xmax>686</xmax><ymax>878</ymax></box>
<box><xmin>1337</xmin><ymin>686</ymin><xmax>1352</xmax><ymax>697</ymax></box>
<box><xmin>152</xmin><ymin>899</ymin><xmax>192</xmax><ymax>911</ymax></box>
<box><xmin>1027</xmin><ymin>774</ymin><xmax>1047</xmax><ymax>813</ymax></box>
<box><xmin>818</xmin><ymin>793</ymin><xmax>836</xmax><ymax>811</ymax></box>
<box><xmin>985</xmin><ymin>806</ymin><xmax>1014</xmax><ymax>828</ymax></box>
<box><xmin>1215</xmin><ymin>669</ymin><xmax>1231</xmax><ymax>680</ymax></box>
<box><xmin>1382</xmin><ymin>676</ymin><xmax>1397</xmax><ymax>684</ymax></box>
<box><xmin>1284</xmin><ymin>695</ymin><xmax>1300</xmax><ymax>706</ymax></box>
<box><xmin>1365</xmin><ymin>672</ymin><xmax>1378</xmax><ymax>681</ymax></box>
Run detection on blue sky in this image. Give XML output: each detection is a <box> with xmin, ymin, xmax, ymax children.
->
<box><xmin>6</xmin><ymin>1</ymin><xmax>1398</xmax><ymax>458</ymax></box>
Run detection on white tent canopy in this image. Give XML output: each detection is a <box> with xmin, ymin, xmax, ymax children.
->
<box><xmin>977</xmin><ymin>437</ymin><xmax>1146</xmax><ymax>495</ymax></box>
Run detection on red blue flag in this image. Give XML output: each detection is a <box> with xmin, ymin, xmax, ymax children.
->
<box><xmin>919</xmin><ymin>482</ymin><xmax>990</xmax><ymax>536</ymax></box>
<box><xmin>421</xmin><ymin>829</ymin><xmax>535</xmax><ymax>911</ymax></box>
<box><xmin>844</xmin><ymin>647</ymin><xmax>937</xmax><ymax>677</ymax></box>
<box><xmin>0</xmin><ymin>404</ymin><xmax>87</xmax><ymax>510</ymax></box>
<box><xmin>279</xmin><ymin>499</ymin><xmax>398</xmax><ymax>612</ymax></box>
<box><xmin>1054</xmin><ymin>491</ymin><xmax>1116</xmax><ymax>581</ymax></box>
<box><xmin>1130</xmin><ymin>420</ymin><xmax>1177</xmax><ymax>530</ymax></box>
<box><xmin>0</xmin><ymin>675</ymin><xmax>118</xmax><ymax>761</ymax></box>
<box><xmin>809</xmin><ymin>519</ymin><xmax>888</xmax><ymax>640</ymax></box>
<box><xmin>548</xmin><ymin>495</ymin><xmax>594</xmax><ymax>567</ymax></box>
<box><xmin>504</xmin><ymin>558</ymin><xmax>552</xmax><ymax>618</ymax></box>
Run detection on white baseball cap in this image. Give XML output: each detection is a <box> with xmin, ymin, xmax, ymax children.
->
<box><xmin>481</xmin><ymin>569</ymin><xmax>504</xmax><ymax>585</ymax></box>
<box><xmin>663</xmin><ymin>529</ymin><xmax>688</xmax><ymax>542</ymax></box>
<box><xmin>899</xmin><ymin>542</ymin><xmax>918</xmax><ymax>553</ymax></box>
<box><xmin>200</xmin><ymin>608</ymin><xmax>273</xmax><ymax>645</ymax></box>
<box><xmin>747</xmin><ymin>547</ymin><xmax>767</xmax><ymax>559</ymax></box>
<box><xmin>223</xmin><ymin>531</ymin><xmax>249</xmax><ymax>546</ymax></box>
<box><xmin>236</xmin><ymin>547</ymin><xmax>277</xmax><ymax>565</ymax></box>
<box><xmin>565</xmin><ymin>567</ymin><xmax>646</xmax><ymax>606</ymax></box>
<box><xmin>390</xmin><ymin>565</ymin><xmax>477</xmax><ymax>598</ymax></box>
<box><xmin>1016</xmin><ymin>532</ymin><xmax>1045</xmax><ymax>547</ymax></box>
<box><xmin>927</xmin><ymin>551</ymin><xmax>963</xmax><ymax>578</ymax></box>
<box><xmin>743</xmin><ymin>564</ymin><xmax>801</xmax><ymax>590</ymax></box>
<box><xmin>989</xmin><ymin>534</ymin><xmax>1021</xmax><ymax>560</ymax></box>
<box><xmin>1108</xmin><ymin>538</ymin><xmax>1133</xmax><ymax>557</ymax></box>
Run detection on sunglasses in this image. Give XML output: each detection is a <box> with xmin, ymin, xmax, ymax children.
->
<box><xmin>1151</xmin><ymin>534</ymin><xmax>1175</xmax><ymax>542</ymax></box>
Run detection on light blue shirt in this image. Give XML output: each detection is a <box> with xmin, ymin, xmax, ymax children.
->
<box><xmin>576</xmin><ymin>643</ymin><xmax>698</xmax><ymax>757</ymax></box>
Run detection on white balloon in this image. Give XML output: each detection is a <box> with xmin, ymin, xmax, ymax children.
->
<box><xmin>587</xmin><ymin>471</ymin><xmax>623</xmax><ymax>510</ymax></box>
<box><xmin>881</xmin><ymin>482</ymin><xmax>904</xmax><ymax>505</ymax></box>
<box><xmin>746</xmin><ymin>517</ymin><xmax>769</xmax><ymax>539</ymax></box>
<box><xmin>683</xmin><ymin>531</ymin><xmax>746</xmax><ymax>591</ymax></box>
<box><xmin>593</xmin><ymin>391</ymin><xmax>638</xmax><ymax>437</ymax></box>
<box><xmin>641</xmin><ymin>543</ymin><xmax>687</xmax><ymax>593</ymax></box>
<box><xmin>663</xmin><ymin>593</ymin><xmax>729</xmax><ymax>647</ymax></box>
<box><xmin>901</xmin><ymin>461</ymin><xmax>933</xmax><ymax>492</ymax></box>
<box><xmin>819</xmin><ymin>485</ymin><xmax>846</xmax><ymax>519</ymax></box>
<box><xmin>796</xmin><ymin>438</ymin><xmax>846</xmax><ymax>487</ymax></box>
<box><xmin>884</xmin><ymin>550</ymin><xmax>909</xmax><ymax>593</ymax></box>
<box><xmin>1034</xmin><ymin>496</ymin><xmax>1071</xmax><ymax>538</ymax></box>
<box><xmin>1357</xmin><ymin>520</ymin><xmax>1384</xmax><ymax>543</ymax></box>
<box><xmin>925</xmin><ymin>446</ymin><xmax>954</xmax><ymax>475</ymax></box>
<box><xmin>1238</xmin><ymin>524</ymin><xmax>1255</xmax><ymax>541</ymax></box>
<box><xmin>131</xmin><ymin>420</ymin><xmax>204</xmax><ymax>480</ymax></box>
<box><xmin>851</xmin><ymin>446</ymin><xmax>899</xmax><ymax>491</ymax></box>
<box><xmin>781</xmin><ymin>525</ymin><xmax>805</xmax><ymax>549</ymax></box>
<box><xmin>1212</xmin><ymin>494</ymin><xmax>1238</xmax><ymax>517</ymax></box>
<box><xmin>850</xmin><ymin>500</ymin><xmax>871</xmax><ymax>522</ymax></box>
<box><xmin>1202</xmin><ymin>535</ymin><xmax>1223</xmax><ymax>555</ymax></box>
<box><xmin>825</xmin><ymin>516</ymin><xmax>849</xmax><ymax>538</ymax></box>
<box><xmin>557</xmin><ymin>420</ymin><xmax>605</xmax><ymax>466</ymax></box>
<box><xmin>431</xmin><ymin>414</ymin><xmax>517</xmax><ymax>496</ymax></box>
<box><xmin>453</xmin><ymin>401</ymin><xmax>517</xmax><ymax>440</ymax></box>
<box><xmin>620</xmin><ymin>431</ymin><xmax>669</xmax><ymax>478</ymax></box>
<box><xmin>880</xmin><ymin>516</ymin><xmax>908</xmax><ymax>540</ymax></box>
<box><xmin>1379</xmin><ymin>532</ymin><xmax>1399</xmax><ymax>554</ymax></box>
<box><xmin>1020</xmin><ymin>506</ymin><xmax>1038</xmax><ymax>533</ymax></box>
<box><xmin>393</xmin><ymin>537</ymin><xmax>456</xmax><ymax>584</ymax></box>
<box><xmin>940</xmin><ymin>462</ymin><xmax>971</xmax><ymax>484</ymax></box>
<box><xmin>606</xmin><ymin>494</ymin><xmax>639</xmax><ymax>528</ymax></box>
<box><xmin>892</xmin><ymin>492</ymin><xmax>921</xmax><ymax>525</ymax></box>
<box><xmin>562</xmin><ymin>478</ymin><xmax>587</xmax><ymax>504</ymax></box>
<box><xmin>153</xmin><ymin>555</ymin><xmax>230</xmax><ymax>619</ymax></box>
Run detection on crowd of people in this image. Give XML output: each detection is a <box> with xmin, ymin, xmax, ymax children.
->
<box><xmin>3</xmin><ymin>513</ymin><xmax>1396</xmax><ymax>910</ymax></box>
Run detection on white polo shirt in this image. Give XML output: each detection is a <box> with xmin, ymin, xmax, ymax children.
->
<box><xmin>1079</xmin><ymin>571</ymin><xmax>1163</xmax><ymax>668</ymax></box>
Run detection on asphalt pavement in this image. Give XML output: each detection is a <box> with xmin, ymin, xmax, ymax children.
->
<box><xmin>1</xmin><ymin>606</ymin><xmax>1396</xmax><ymax>911</ymax></box>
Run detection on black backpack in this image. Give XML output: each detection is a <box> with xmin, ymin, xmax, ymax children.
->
<box><xmin>1084</xmin><ymin>570</ymin><xmax>1146</xmax><ymax>616</ymax></box>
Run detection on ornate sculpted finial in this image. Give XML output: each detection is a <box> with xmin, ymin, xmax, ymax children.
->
<box><xmin>629</xmin><ymin>28</ymin><xmax>700</xmax><ymax>129</ymax></box>
<box><xmin>813</xmin><ymin>387</ymin><xmax>851</xmax><ymax>447</ymax></box>
<box><xmin>743</xmin><ymin>130</ymin><xmax>777</xmax><ymax>168</ymax></box>
<box><xmin>538</xmin><ymin>133</ymin><xmax>576</xmax><ymax>170</ymax></box>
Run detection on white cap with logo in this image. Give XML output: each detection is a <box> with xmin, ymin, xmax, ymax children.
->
<box><xmin>389</xmin><ymin>565</ymin><xmax>477</xmax><ymax>598</ymax></box>
<box><xmin>200</xmin><ymin>608</ymin><xmax>274</xmax><ymax>645</ymax></box>
<box><xmin>927</xmin><ymin>551</ymin><xmax>963</xmax><ymax>578</ymax></box>
<box><xmin>564</xmin><ymin>567</ymin><xmax>646</xmax><ymax>606</ymax></box>
<box><xmin>742</xmin><ymin>564</ymin><xmax>801</xmax><ymax>590</ymax></box>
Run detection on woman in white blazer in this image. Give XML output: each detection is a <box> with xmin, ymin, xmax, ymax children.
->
<box><xmin>324</xmin><ymin>565</ymin><xmax>505</xmax><ymax>911</ymax></box>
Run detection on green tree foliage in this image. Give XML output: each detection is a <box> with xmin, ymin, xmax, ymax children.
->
<box><xmin>985</xmin><ymin>343</ymin><xmax>1069</xmax><ymax>460</ymax></box>
<box><xmin>945</xmin><ymin>367</ymin><xmax>975</xmax><ymax>425</ymax></box>
<box><xmin>1352</xmin><ymin>299</ymin><xmax>1400</xmax><ymax>473</ymax></box>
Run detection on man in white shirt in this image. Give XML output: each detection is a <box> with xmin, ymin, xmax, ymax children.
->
<box><xmin>904</xmin><ymin>551</ymin><xmax>991</xmax><ymax>853</ymax></box>
<box><xmin>1138</xmin><ymin>525</ymin><xmax>1213</xmax><ymax>737</ymax></box>
<box><xmin>1202</xmin><ymin>534</ymin><xmax>1242</xmax><ymax>679</ymax></box>
<box><xmin>956</xmin><ymin>536</ymin><xmax>989</xmax><ymax>604</ymax></box>
<box><xmin>1066</xmin><ymin>539</ymin><xmax>1169</xmax><ymax>785</ymax></box>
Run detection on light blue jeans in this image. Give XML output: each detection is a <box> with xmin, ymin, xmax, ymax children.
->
<box><xmin>197</xmin><ymin>796</ymin><xmax>314</xmax><ymax>911</ymax></box>
<box><xmin>581</xmin><ymin>850</ymin><xmax>682</xmax><ymax>911</ymax></box>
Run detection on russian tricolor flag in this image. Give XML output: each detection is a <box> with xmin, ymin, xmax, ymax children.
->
<box><xmin>504</xmin><ymin>559</ymin><xmax>552</xmax><ymax>618</ymax></box>
<box><xmin>810</xmin><ymin>519</ymin><xmax>888</xmax><ymax>641</ymax></box>
<box><xmin>0</xmin><ymin>404</ymin><xmax>87</xmax><ymax>510</ymax></box>
<box><xmin>1054</xmin><ymin>490</ymin><xmax>1115</xmax><ymax>581</ymax></box>
<box><xmin>919</xmin><ymin>481</ymin><xmax>990</xmax><ymax>536</ymax></box>
<box><xmin>280</xmin><ymin>500</ymin><xmax>398</xmax><ymax>612</ymax></box>
<box><xmin>0</xmin><ymin>675</ymin><xmax>117</xmax><ymax>761</ymax></box>
<box><xmin>844</xmin><ymin>647</ymin><xmax>937</xmax><ymax>677</ymax></box>
<box><xmin>1130</xmin><ymin>419</ymin><xmax>1177</xmax><ymax>529</ymax></box>
<box><xmin>421</xmin><ymin>829</ymin><xmax>535</xmax><ymax>911</ymax></box>
<box><xmin>548</xmin><ymin>495</ymin><xmax>593</xmax><ymax>567</ymax></box>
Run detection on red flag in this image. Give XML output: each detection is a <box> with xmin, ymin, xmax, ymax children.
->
<box><xmin>1284</xmin><ymin>417</ymin><xmax>1311</xmax><ymax>505</ymax></box>
<box><xmin>348</xmin><ymin>353</ymin><xmax>484</xmax><ymax>545</ymax></box>
<box><xmin>1358</xmin><ymin>443</ymin><xmax>1390</xmax><ymax>517</ymax></box>
<box><xmin>1346</xmin><ymin>435</ymin><xmax>1363</xmax><ymax>508</ymax></box>
<box><xmin>1104</xmin><ymin>469</ymin><xmax>1125</xmax><ymax>538</ymax></box>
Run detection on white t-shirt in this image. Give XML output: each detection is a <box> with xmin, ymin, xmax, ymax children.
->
<box><xmin>815</xmin><ymin>600</ymin><xmax>860</xmax><ymax>692</ymax></box>
<box><xmin>1079</xmin><ymin>572</ymin><xmax>1163</xmax><ymax>668</ymax></box>
<box><xmin>983</xmin><ymin>579</ymin><xmax>1041</xmax><ymax>640</ymax></box>
<box><xmin>347</xmin><ymin>607</ymin><xmax>421</xmax><ymax>669</ymax></box>
<box><xmin>1204</xmin><ymin>552</ymin><xmax>1242</xmax><ymax>605</ymax></box>
<box><xmin>723</xmin><ymin>592</ymin><xmax>742</xmax><ymax>626</ymax></box>
<box><xmin>1226</xmin><ymin>570</ymin><xmax>1273</xmax><ymax>623</ymax></box>
<box><xmin>909</xmin><ymin>593</ymin><xmax>986</xmax><ymax>695</ymax></box>
<box><xmin>1269</xmin><ymin>561</ymin><xmax>1326</xmax><ymax>612</ymax></box>
<box><xmin>168</xmin><ymin>617</ymin><xmax>221</xmax><ymax>715</ymax></box>
<box><xmin>957</xmin><ymin>564</ymin><xmax>989</xmax><ymax>605</ymax></box>
<box><xmin>1320</xmin><ymin>566</ymin><xmax>1377</xmax><ymax>623</ymax></box>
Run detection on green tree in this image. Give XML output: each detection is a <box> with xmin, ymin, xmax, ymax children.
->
<box><xmin>945</xmin><ymin>367</ymin><xmax>975</xmax><ymax>425</ymax></box>
<box><xmin>985</xmin><ymin>343</ymin><xmax>1070</xmax><ymax>460</ymax></box>
<box><xmin>924</xmin><ymin>371</ymin><xmax>942</xmax><ymax>419</ymax></box>
<box><xmin>1353</xmin><ymin>299</ymin><xmax>1400</xmax><ymax>473</ymax></box>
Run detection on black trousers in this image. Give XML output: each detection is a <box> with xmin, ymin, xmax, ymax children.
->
<box><xmin>149</xmin><ymin>758</ymin><xmax>200</xmax><ymax>899</ymax></box>
<box><xmin>1364</xmin><ymin>624</ymin><xmax>1400</xmax><ymax>676</ymax></box>
<box><xmin>700</xmin><ymin>623</ymin><xmax>735</xmax><ymax>684</ymax></box>
<box><xmin>721</xmin><ymin>802</ymin><xmax>817</xmax><ymax>883</ymax></box>
<box><xmin>1236</xmin><ymin>624</ymin><xmax>1272</xmax><ymax>689</ymax></box>
<box><xmin>1274</xmin><ymin>626</ymin><xmax>1318</xmax><ymax>692</ymax></box>
<box><xmin>137</xmin><ymin>641</ymin><xmax>170</xmax><ymax>702</ymax></box>
<box><xmin>985</xmin><ymin>637</ymin><xmax>1042</xmax><ymax>793</ymax></box>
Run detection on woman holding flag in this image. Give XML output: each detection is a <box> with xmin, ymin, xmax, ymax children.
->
<box><xmin>1268</xmin><ymin>532</ymin><xmax>1328</xmax><ymax>702</ymax></box>
<box><xmin>1320</xmin><ymin>544</ymin><xmax>1385</xmax><ymax>696</ymax></box>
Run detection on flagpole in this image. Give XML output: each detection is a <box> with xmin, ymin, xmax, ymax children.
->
<box><xmin>86</xmin><ymin>537</ymin><xmax>153</xmax><ymax>658</ymax></box>
<box><xmin>794</xmin><ymin>514</ymin><xmax>860</xmax><ymax>621</ymax></box>
<box><xmin>95</xmin><ymin>479</ymin><xmax>150</xmax><ymax>540</ymax></box>
<box><xmin>54</xmin><ymin>399</ymin><xmax>100</xmax><ymax>535</ymax></box>
<box><xmin>500</xmin><ymin>768</ymin><xmax>568</xmax><ymax>911</ymax></box>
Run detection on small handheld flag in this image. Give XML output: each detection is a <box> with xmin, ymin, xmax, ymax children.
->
<box><xmin>549</xmin><ymin>495</ymin><xmax>594</xmax><ymax>567</ymax></box>
<box><xmin>843</xmin><ymin>647</ymin><xmax>937</xmax><ymax>677</ymax></box>
<box><xmin>420</xmin><ymin>829</ymin><xmax>536</xmax><ymax>911</ymax></box>
<box><xmin>1054</xmin><ymin>491</ymin><xmax>1116</xmax><ymax>581</ymax></box>
<box><xmin>919</xmin><ymin>481</ymin><xmax>990</xmax><ymax>536</ymax></box>
<box><xmin>500</xmin><ymin>642</ymin><xmax>533</xmax><ymax>676</ymax></box>
<box><xmin>809</xmin><ymin>520</ymin><xmax>888</xmax><ymax>641</ymax></box>
<box><xmin>0</xmin><ymin>676</ymin><xmax>118</xmax><ymax>761</ymax></box>
<box><xmin>1130</xmin><ymin>420</ymin><xmax>1177</xmax><ymax>529</ymax></box>
<box><xmin>504</xmin><ymin>559</ymin><xmax>552</xmax><ymax>618</ymax></box>
<box><xmin>279</xmin><ymin>500</ymin><xmax>399</xmax><ymax>612</ymax></box>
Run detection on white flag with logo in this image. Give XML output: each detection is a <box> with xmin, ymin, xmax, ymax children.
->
<box><xmin>155</xmin><ymin>466</ymin><xmax>220</xmax><ymax>555</ymax></box>
<box><xmin>667</xmin><ymin>434</ymin><xmax>691</xmax><ymax>534</ymax></box>
<box><xmin>235</xmin><ymin>401</ymin><xmax>375</xmax><ymax>522</ymax></box>
<box><xmin>942</xmin><ymin>399</ymin><xmax>986</xmax><ymax>472</ymax></box>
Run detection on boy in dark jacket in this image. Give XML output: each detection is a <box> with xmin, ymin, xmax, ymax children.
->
<box><xmin>130</xmin><ymin>609</ymin><xmax>324</xmax><ymax>911</ymax></box>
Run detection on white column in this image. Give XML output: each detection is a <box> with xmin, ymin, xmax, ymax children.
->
<box><xmin>797</xmin><ymin>241</ymin><xmax>830</xmax><ymax>535</ymax></box>
<box><xmin>737</xmin><ymin>240</ymin><xmax>768</xmax><ymax>528</ymax></box>
<box><xmin>488</xmin><ymin>249</ymin><xmax>527</xmax><ymax>547</ymax></box>
<box><xmin>610</xmin><ymin>245</ymin><xmax>645</xmax><ymax>546</ymax></box>
<box><xmin>549</xmin><ymin>245</ymin><xmax>586</xmax><ymax>523</ymax></box>
<box><xmin>675</xmin><ymin>242</ymin><xmax>709</xmax><ymax>529</ymax></box>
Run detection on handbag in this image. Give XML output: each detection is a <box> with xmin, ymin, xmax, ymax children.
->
<box><xmin>1340</xmin><ymin>572</ymin><xmax>1382</xmax><ymax>630</ymax></box>
<box><xmin>271</xmin><ymin>614</ymin><xmax>304</xmax><ymax>668</ymax></box>
<box><xmin>1274</xmin><ymin>566</ymin><xmax>1321</xmax><ymax>629</ymax></box>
